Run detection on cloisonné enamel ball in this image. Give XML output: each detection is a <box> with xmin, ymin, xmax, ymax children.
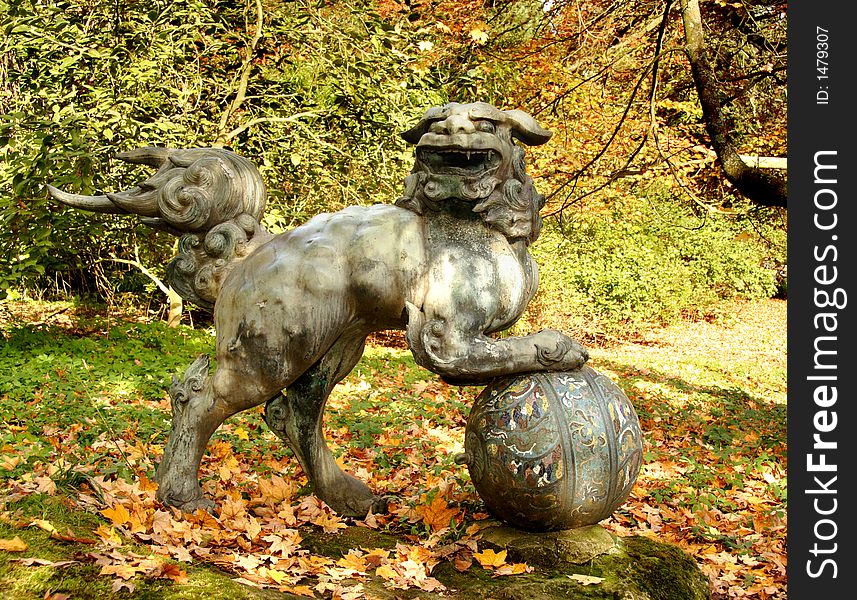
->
<box><xmin>462</xmin><ymin>366</ymin><xmax>644</xmax><ymax>531</ymax></box>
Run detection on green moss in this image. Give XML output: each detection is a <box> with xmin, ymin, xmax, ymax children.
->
<box><xmin>0</xmin><ymin>496</ymin><xmax>293</xmax><ymax>600</ymax></box>
<box><xmin>299</xmin><ymin>524</ymin><xmax>400</xmax><ymax>557</ymax></box>
<box><xmin>597</xmin><ymin>536</ymin><xmax>711</xmax><ymax>600</ymax></box>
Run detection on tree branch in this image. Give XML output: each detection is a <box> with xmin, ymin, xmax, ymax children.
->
<box><xmin>215</xmin><ymin>0</ymin><xmax>264</xmax><ymax>147</ymax></box>
<box><xmin>679</xmin><ymin>0</ymin><xmax>787</xmax><ymax>207</ymax></box>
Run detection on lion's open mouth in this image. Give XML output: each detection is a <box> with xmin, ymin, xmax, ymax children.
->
<box><xmin>417</xmin><ymin>148</ymin><xmax>502</xmax><ymax>176</ymax></box>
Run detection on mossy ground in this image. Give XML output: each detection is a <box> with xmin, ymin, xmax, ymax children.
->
<box><xmin>2</xmin><ymin>495</ymin><xmax>708</xmax><ymax>600</ymax></box>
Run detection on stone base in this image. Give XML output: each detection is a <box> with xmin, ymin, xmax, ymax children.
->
<box><xmin>477</xmin><ymin>524</ymin><xmax>711</xmax><ymax>600</ymax></box>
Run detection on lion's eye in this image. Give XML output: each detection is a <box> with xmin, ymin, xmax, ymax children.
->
<box><xmin>475</xmin><ymin>120</ymin><xmax>496</xmax><ymax>134</ymax></box>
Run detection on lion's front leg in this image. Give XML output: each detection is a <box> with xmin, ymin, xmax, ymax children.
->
<box><xmin>156</xmin><ymin>355</ymin><xmax>283</xmax><ymax>513</ymax></box>
<box><xmin>406</xmin><ymin>303</ymin><xmax>588</xmax><ymax>382</ymax></box>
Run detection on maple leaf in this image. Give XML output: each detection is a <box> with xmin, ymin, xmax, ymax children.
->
<box><xmin>258</xmin><ymin>475</ymin><xmax>295</xmax><ymax>506</ymax></box>
<box><xmin>453</xmin><ymin>555</ymin><xmax>473</xmax><ymax>572</ymax></box>
<box><xmin>219</xmin><ymin>495</ymin><xmax>247</xmax><ymax>522</ymax></box>
<box><xmin>34</xmin><ymin>475</ymin><xmax>56</xmax><ymax>495</ymax></box>
<box><xmin>17</xmin><ymin>558</ymin><xmax>79</xmax><ymax>568</ymax></box>
<box><xmin>262</xmin><ymin>531</ymin><xmax>302</xmax><ymax>557</ymax></box>
<box><xmin>0</xmin><ymin>536</ymin><xmax>27</xmax><ymax>552</ymax></box>
<box><xmin>336</xmin><ymin>551</ymin><xmax>368</xmax><ymax>573</ymax></box>
<box><xmin>244</xmin><ymin>515</ymin><xmax>262</xmax><ymax>541</ymax></box>
<box><xmin>361</xmin><ymin>547</ymin><xmax>390</xmax><ymax>569</ymax></box>
<box><xmin>51</xmin><ymin>528</ymin><xmax>97</xmax><ymax>545</ymax></box>
<box><xmin>137</xmin><ymin>473</ymin><xmax>159</xmax><ymax>493</ymax></box>
<box><xmin>333</xmin><ymin>583</ymin><xmax>365</xmax><ymax>600</ymax></box>
<box><xmin>155</xmin><ymin>562</ymin><xmax>189</xmax><ymax>584</ymax></box>
<box><xmin>100</xmin><ymin>562</ymin><xmax>144</xmax><ymax>580</ymax></box>
<box><xmin>470</xmin><ymin>28</ymin><xmax>489</xmax><ymax>44</ymax></box>
<box><xmin>95</xmin><ymin>525</ymin><xmax>123</xmax><ymax>547</ymax></box>
<box><xmin>217</xmin><ymin>453</ymin><xmax>241</xmax><ymax>481</ymax></box>
<box><xmin>281</xmin><ymin>584</ymin><xmax>316</xmax><ymax>598</ymax></box>
<box><xmin>100</xmin><ymin>504</ymin><xmax>131</xmax><ymax>527</ymax></box>
<box><xmin>0</xmin><ymin>455</ymin><xmax>21</xmax><ymax>470</ymax></box>
<box><xmin>473</xmin><ymin>548</ymin><xmax>507</xmax><ymax>568</ymax></box>
<box><xmin>493</xmin><ymin>562</ymin><xmax>533</xmax><ymax>577</ymax></box>
<box><xmin>312</xmin><ymin>511</ymin><xmax>347</xmax><ymax>534</ymax></box>
<box><xmin>170</xmin><ymin>545</ymin><xmax>193</xmax><ymax>563</ymax></box>
<box><xmin>417</xmin><ymin>495</ymin><xmax>460</xmax><ymax>533</ymax></box>
<box><xmin>374</xmin><ymin>564</ymin><xmax>398</xmax><ymax>581</ymax></box>
<box><xmin>233</xmin><ymin>552</ymin><xmax>264</xmax><ymax>572</ymax></box>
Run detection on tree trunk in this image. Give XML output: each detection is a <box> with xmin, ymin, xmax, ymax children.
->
<box><xmin>679</xmin><ymin>0</ymin><xmax>787</xmax><ymax>208</ymax></box>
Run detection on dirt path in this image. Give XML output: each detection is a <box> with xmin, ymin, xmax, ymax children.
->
<box><xmin>618</xmin><ymin>299</ymin><xmax>786</xmax><ymax>369</ymax></box>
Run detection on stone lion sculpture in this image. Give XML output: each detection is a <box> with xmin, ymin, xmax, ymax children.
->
<box><xmin>49</xmin><ymin>102</ymin><xmax>588</xmax><ymax>516</ymax></box>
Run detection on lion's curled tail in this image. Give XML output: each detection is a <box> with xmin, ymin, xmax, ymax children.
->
<box><xmin>47</xmin><ymin>147</ymin><xmax>272</xmax><ymax>309</ymax></box>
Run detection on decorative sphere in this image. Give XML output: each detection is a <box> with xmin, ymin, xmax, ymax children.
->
<box><xmin>463</xmin><ymin>366</ymin><xmax>643</xmax><ymax>531</ymax></box>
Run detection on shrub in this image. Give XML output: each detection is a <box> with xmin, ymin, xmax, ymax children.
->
<box><xmin>525</xmin><ymin>192</ymin><xmax>782</xmax><ymax>338</ymax></box>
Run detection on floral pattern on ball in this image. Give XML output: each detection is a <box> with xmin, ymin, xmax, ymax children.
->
<box><xmin>463</xmin><ymin>366</ymin><xmax>644</xmax><ymax>531</ymax></box>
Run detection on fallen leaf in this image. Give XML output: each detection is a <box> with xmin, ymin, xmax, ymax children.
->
<box><xmin>29</xmin><ymin>519</ymin><xmax>58</xmax><ymax>535</ymax></box>
<box><xmin>0</xmin><ymin>455</ymin><xmax>21</xmax><ymax>470</ymax></box>
<box><xmin>281</xmin><ymin>584</ymin><xmax>316</xmax><ymax>598</ymax></box>
<box><xmin>494</xmin><ymin>562</ymin><xmax>532</xmax><ymax>576</ymax></box>
<box><xmin>258</xmin><ymin>475</ymin><xmax>295</xmax><ymax>506</ymax></box>
<box><xmin>94</xmin><ymin>525</ymin><xmax>123</xmax><ymax>547</ymax></box>
<box><xmin>474</xmin><ymin>548</ymin><xmax>507</xmax><ymax>568</ymax></box>
<box><xmin>470</xmin><ymin>28</ymin><xmax>489</xmax><ymax>44</ymax></box>
<box><xmin>156</xmin><ymin>562</ymin><xmax>189</xmax><ymax>584</ymax></box>
<box><xmin>312</xmin><ymin>511</ymin><xmax>347</xmax><ymax>534</ymax></box>
<box><xmin>336</xmin><ymin>551</ymin><xmax>368</xmax><ymax>573</ymax></box>
<box><xmin>569</xmin><ymin>574</ymin><xmax>604</xmax><ymax>585</ymax></box>
<box><xmin>100</xmin><ymin>504</ymin><xmax>131</xmax><ymax>527</ymax></box>
<box><xmin>100</xmin><ymin>562</ymin><xmax>143</xmax><ymax>580</ymax></box>
<box><xmin>453</xmin><ymin>555</ymin><xmax>473</xmax><ymax>572</ymax></box>
<box><xmin>171</xmin><ymin>545</ymin><xmax>193</xmax><ymax>563</ymax></box>
<box><xmin>34</xmin><ymin>475</ymin><xmax>57</xmax><ymax>495</ymax></box>
<box><xmin>0</xmin><ymin>536</ymin><xmax>27</xmax><ymax>552</ymax></box>
<box><xmin>50</xmin><ymin>528</ymin><xmax>98</xmax><ymax>545</ymax></box>
<box><xmin>18</xmin><ymin>558</ymin><xmax>79</xmax><ymax>568</ymax></box>
<box><xmin>417</xmin><ymin>495</ymin><xmax>460</xmax><ymax>533</ymax></box>
<box><xmin>375</xmin><ymin>564</ymin><xmax>398</xmax><ymax>581</ymax></box>
<box><xmin>111</xmin><ymin>579</ymin><xmax>136</xmax><ymax>594</ymax></box>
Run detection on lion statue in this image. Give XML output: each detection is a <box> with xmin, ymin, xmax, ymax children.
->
<box><xmin>48</xmin><ymin>102</ymin><xmax>588</xmax><ymax>517</ymax></box>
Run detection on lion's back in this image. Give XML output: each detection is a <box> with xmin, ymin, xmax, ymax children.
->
<box><xmin>216</xmin><ymin>204</ymin><xmax>426</xmax><ymax>330</ymax></box>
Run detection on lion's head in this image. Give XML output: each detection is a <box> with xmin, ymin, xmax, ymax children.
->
<box><xmin>396</xmin><ymin>102</ymin><xmax>552</xmax><ymax>244</ymax></box>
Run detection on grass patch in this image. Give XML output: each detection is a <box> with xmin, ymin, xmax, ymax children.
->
<box><xmin>1</xmin><ymin>299</ymin><xmax>786</xmax><ymax>599</ymax></box>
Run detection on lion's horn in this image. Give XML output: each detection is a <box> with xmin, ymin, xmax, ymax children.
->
<box><xmin>503</xmin><ymin>109</ymin><xmax>552</xmax><ymax>146</ymax></box>
<box><xmin>115</xmin><ymin>146</ymin><xmax>173</xmax><ymax>168</ymax></box>
<box><xmin>46</xmin><ymin>185</ymin><xmax>130</xmax><ymax>215</ymax></box>
<box><xmin>105</xmin><ymin>189</ymin><xmax>160</xmax><ymax>217</ymax></box>
<box><xmin>400</xmin><ymin>105</ymin><xmax>449</xmax><ymax>145</ymax></box>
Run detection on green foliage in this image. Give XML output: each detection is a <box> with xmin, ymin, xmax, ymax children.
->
<box><xmin>528</xmin><ymin>187</ymin><xmax>782</xmax><ymax>335</ymax></box>
<box><xmin>0</xmin><ymin>0</ymin><xmax>447</xmax><ymax>298</ymax></box>
<box><xmin>1</xmin><ymin>0</ymin><xmax>789</xmax><ymax>338</ymax></box>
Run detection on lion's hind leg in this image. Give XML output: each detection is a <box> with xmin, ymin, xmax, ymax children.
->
<box><xmin>264</xmin><ymin>331</ymin><xmax>385</xmax><ymax>517</ymax></box>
